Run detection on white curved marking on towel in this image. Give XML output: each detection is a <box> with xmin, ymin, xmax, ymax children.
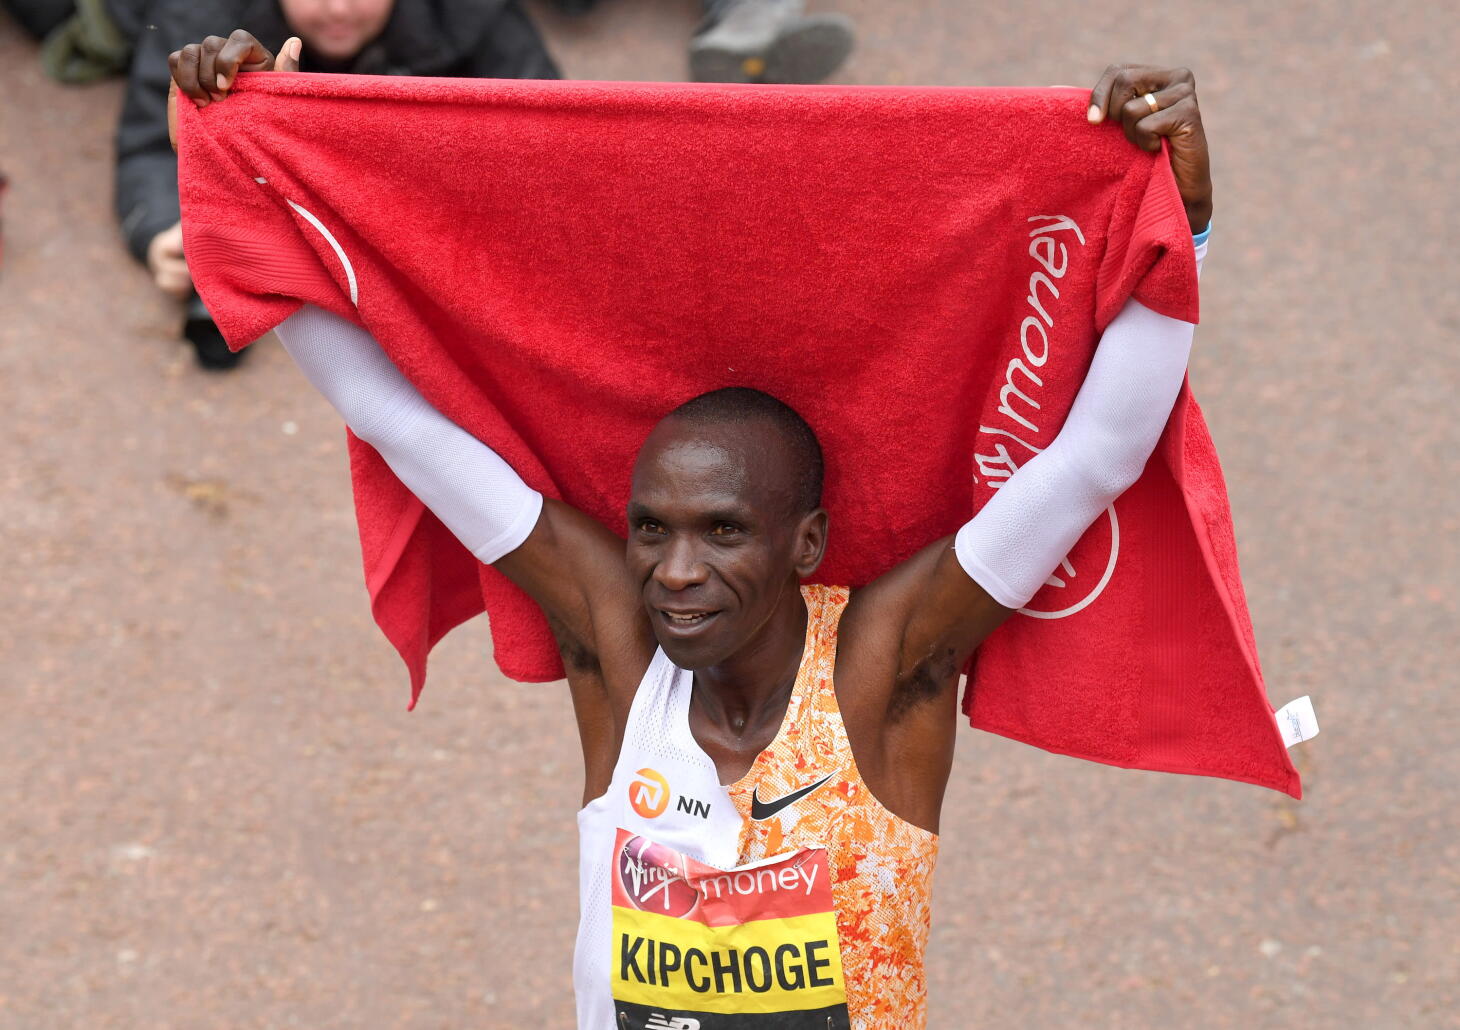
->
<box><xmin>286</xmin><ymin>199</ymin><xmax>358</xmax><ymax>307</ymax></box>
<box><xmin>978</xmin><ymin>424</ymin><xmax>1044</xmax><ymax>456</ymax></box>
<box><xmin>1018</xmin><ymin>505</ymin><xmax>1119</xmax><ymax>620</ymax></box>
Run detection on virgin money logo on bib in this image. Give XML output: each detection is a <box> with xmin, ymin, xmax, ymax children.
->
<box><xmin>609</xmin><ymin>828</ymin><xmax>849</xmax><ymax>1028</ymax></box>
<box><xmin>629</xmin><ymin>768</ymin><xmax>671</xmax><ymax>819</ymax></box>
<box><xmin>618</xmin><ymin>835</ymin><xmax>700</xmax><ymax>919</ymax></box>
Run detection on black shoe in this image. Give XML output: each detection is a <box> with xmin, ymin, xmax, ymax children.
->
<box><xmin>690</xmin><ymin>0</ymin><xmax>855</xmax><ymax>85</ymax></box>
<box><xmin>184</xmin><ymin>308</ymin><xmax>245</xmax><ymax>371</ymax></box>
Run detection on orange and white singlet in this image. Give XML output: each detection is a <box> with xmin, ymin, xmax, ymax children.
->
<box><xmin>575</xmin><ymin>585</ymin><xmax>939</xmax><ymax>1029</ymax></box>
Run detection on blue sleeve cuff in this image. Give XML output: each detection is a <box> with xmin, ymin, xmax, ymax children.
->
<box><xmin>1192</xmin><ymin>221</ymin><xmax>1212</xmax><ymax>247</ymax></box>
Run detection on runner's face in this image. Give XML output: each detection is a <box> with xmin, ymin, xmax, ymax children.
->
<box><xmin>279</xmin><ymin>0</ymin><xmax>395</xmax><ymax>62</ymax></box>
<box><xmin>628</xmin><ymin>419</ymin><xmax>816</xmax><ymax>669</ymax></box>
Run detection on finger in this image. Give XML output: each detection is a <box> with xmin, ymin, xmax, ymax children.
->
<box><xmin>1087</xmin><ymin>64</ymin><xmax>1122</xmax><ymax>123</ymax></box>
<box><xmin>214</xmin><ymin>31</ymin><xmax>270</xmax><ymax>92</ymax></box>
<box><xmin>1119</xmin><ymin>81</ymin><xmax>1195</xmax><ymax>150</ymax></box>
<box><xmin>167</xmin><ymin>79</ymin><xmax>179</xmax><ymax>150</ymax></box>
<box><xmin>197</xmin><ymin>36</ymin><xmax>227</xmax><ymax>99</ymax></box>
<box><xmin>1105</xmin><ymin>67</ymin><xmax>1157</xmax><ymax>136</ymax></box>
<box><xmin>1124</xmin><ymin>103</ymin><xmax>1201</xmax><ymax>167</ymax></box>
<box><xmin>275</xmin><ymin>36</ymin><xmax>302</xmax><ymax>74</ymax></box>
<box><xmin>173</xmin><ymin>44</ymin><xmax>207</xmax><ymax>105</ymax></box>
<box><xmin>1110</xmin><ymin>66</ymin><xmax>1194</xmax><ymax>135</ymax></box>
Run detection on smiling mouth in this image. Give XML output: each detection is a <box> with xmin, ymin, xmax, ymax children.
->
<box><xmin>657</xmin><ymin>609</ymin><xmax>721</xmax><ymax>633</ymax></box>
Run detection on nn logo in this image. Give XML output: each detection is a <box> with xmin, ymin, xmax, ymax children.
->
<box><xmin>629</xmin><ymin>768</ymin><xmax>670</xmax><ymax>819</ymax></box>
<box><xmin>676</xmin><ymin>796</ymin><xmax>711</xmax><ymax>819</ymax></box>
<box><xmin>627</xmin><ymin>768</ymin><xmax>712</xmax><ymax>821</ymax></box>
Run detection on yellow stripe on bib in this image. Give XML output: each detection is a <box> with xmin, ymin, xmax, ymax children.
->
<box><xmin>612</xmin><ymin>906</ymin><xmax>847</xmax><ymax>1014</ymax></box>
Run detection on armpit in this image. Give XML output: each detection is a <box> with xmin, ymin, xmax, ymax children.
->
<box><xmin>547</xmin><ymin>614</ymin><xmax>601</xmax><ymax>675</ymax></box>
<box><xmin>888</xmin><ymin>645</ymin><xmax>959</xmax><ymax>721</ymax></box>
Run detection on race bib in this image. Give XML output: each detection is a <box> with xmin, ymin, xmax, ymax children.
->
<box><xmin>610</xmin><ymin>828</ymin><xmax>849</xmax><ymax>1028</ymax></box>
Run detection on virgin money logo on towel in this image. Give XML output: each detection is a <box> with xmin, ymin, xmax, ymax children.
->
<box><xmin>629</xmin><ymin>768</ymin><xmax>671</xmax><ymax>819</ymax></box>
<box><xmin>974</xmin><ymin>213</ymin><xmax>1117</xmax><ymax>620</ymax></box>
<box><xmin>1018</xmin><ymin>499</ymin><xmax>1119</xmax><ymax>620</ymax></box>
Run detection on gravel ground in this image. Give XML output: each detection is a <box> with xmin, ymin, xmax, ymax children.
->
<box><xmin>1</xmin><ymin>1</ymin><xmax>1456</xmax><ymax>1027</ymax></box>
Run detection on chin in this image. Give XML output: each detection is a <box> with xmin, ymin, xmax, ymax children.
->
<box><xmin>655</xmin><ymin>632</ymin><xmax>729</xmax><ymax>672</ymax></box>
<box><xmin>306</xmin><ymin>36</ymin><xmax>367</xmax><ymax>61</ymax></box>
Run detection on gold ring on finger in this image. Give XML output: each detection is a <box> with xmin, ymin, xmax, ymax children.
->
<box><xmin>1143</xmin><ymin>92</ymin><xmax>1160</xmax><ymax>114</ymax></box>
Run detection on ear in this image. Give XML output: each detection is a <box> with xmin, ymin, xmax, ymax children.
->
<box><xmin>793</xmin><ymin>508</ymin><xmax>829</xmax><ymax>579</ymax></box>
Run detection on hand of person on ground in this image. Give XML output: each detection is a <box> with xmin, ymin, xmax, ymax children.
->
<box><xmin>1087</xmin><ymin>64</ymin><xmax>1213</xmax><ymax>234</ymax></box>
<box><xmin>146</xmin><ymin>221</ymin><xmax>192</xmax><ymax>299</ymax></box>
<box><xmin>167</xmin><ymin>31</ymin><xmax>302</xmax><ymax>149</ymax></box>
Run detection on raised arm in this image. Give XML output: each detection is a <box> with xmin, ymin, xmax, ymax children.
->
<box><xmin>171</xmin><ymin>35</ymin><xmax>656</xmax><ymax>699</ymax></box>
<box><xmin>273</xmin><ymin>305</ymin><xmax>652</xmax><ymax>674</ymax></box>
<box><xmin>838</xmin><ymin>65</ymin><xmax>1214</xmax><ymax>831</ymax></box>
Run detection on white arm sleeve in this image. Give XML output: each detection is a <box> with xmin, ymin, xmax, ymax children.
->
<box><xmin>955</xmin><ymin>241</ymin><xmax>1208</xmax><ymax>608</ymax></box>
<box><xmin>273</xmin><ymin>305</ymin><xmax>543</xmax><ymax>564</ymax></box>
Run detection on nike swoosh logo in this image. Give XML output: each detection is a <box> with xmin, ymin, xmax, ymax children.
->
<box><xmin>750</xmin><ymin>773</ymin><xmax>835</xmax><ymax>821</ymax></box>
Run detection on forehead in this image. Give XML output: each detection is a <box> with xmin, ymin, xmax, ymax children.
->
<box><xmin>630</xmin><ymin>418</ymin><xmax>795</xmax><ymax>517</ymax></box>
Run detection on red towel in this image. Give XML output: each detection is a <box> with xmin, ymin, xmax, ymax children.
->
<box><xmin>177</xmin><ymin>74</ymin><xmax>1300</xmax><ymax>798</ymax></box>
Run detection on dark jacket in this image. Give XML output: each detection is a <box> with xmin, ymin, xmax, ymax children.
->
<box><xmin>115</xmin><ymin>0</ymin><xmax>559</xmax><ymax>262</ymax></box>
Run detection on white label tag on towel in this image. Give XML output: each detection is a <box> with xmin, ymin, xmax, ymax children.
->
<box><xmin>1275</xmin><ymin>696</ymin><xmax>1319</xmax><ymax>748</ymax></box>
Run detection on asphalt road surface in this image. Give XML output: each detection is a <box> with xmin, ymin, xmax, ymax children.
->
<box><xmin>2</xmin><ymin>1</ymin><xmax>1456</xmax><ymax>1027</ymax></box>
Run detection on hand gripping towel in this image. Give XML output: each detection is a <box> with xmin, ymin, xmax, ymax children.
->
<box><xmin>177</xmin><ymin>74</ymin><xmax>1301</xmax><ymax>798</ymax></box>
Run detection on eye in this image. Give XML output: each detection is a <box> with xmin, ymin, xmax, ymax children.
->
<box><xmin>710</xmin><ymin>522</ymin><xmax>741</xmax><ymax>537</ymax></box>
<box><xmin>636</xmin><ymin>519</ymin><xmax>666</xmax><ymax>535</ymax></box>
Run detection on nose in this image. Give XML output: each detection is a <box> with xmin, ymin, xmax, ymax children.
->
<box><xmin>653</xmin><ymin>535</ymin><xmax>709</xmax><ymax>593</ymax></box>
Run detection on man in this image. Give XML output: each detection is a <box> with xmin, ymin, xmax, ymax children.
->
<box><xmin>173</xmin><ymin>37</ymin><xmax>1212</xmax><ymax>1028</ymax></box>
<box><xmin>122</xmin><ymin>0</ymin><xmax>559</xmax><ymax>369</ymax></box>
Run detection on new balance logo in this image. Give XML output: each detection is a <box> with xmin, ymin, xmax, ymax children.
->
<box><xmin>645</xmin><ymin>1015</ymin><xmax>700</xmax><ymax>1030</ymax></box>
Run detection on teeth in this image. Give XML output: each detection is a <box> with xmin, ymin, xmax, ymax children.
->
<box><xmin>665</xmin><ymin>612</ymin><xmax>710</xmax><ymax>625</ymax></box>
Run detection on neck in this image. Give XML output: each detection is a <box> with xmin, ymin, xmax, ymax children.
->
<box><xmin>693</xmin><ymin>583</ymin><xmax>808</xmax><ymax>737</ymax></box>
